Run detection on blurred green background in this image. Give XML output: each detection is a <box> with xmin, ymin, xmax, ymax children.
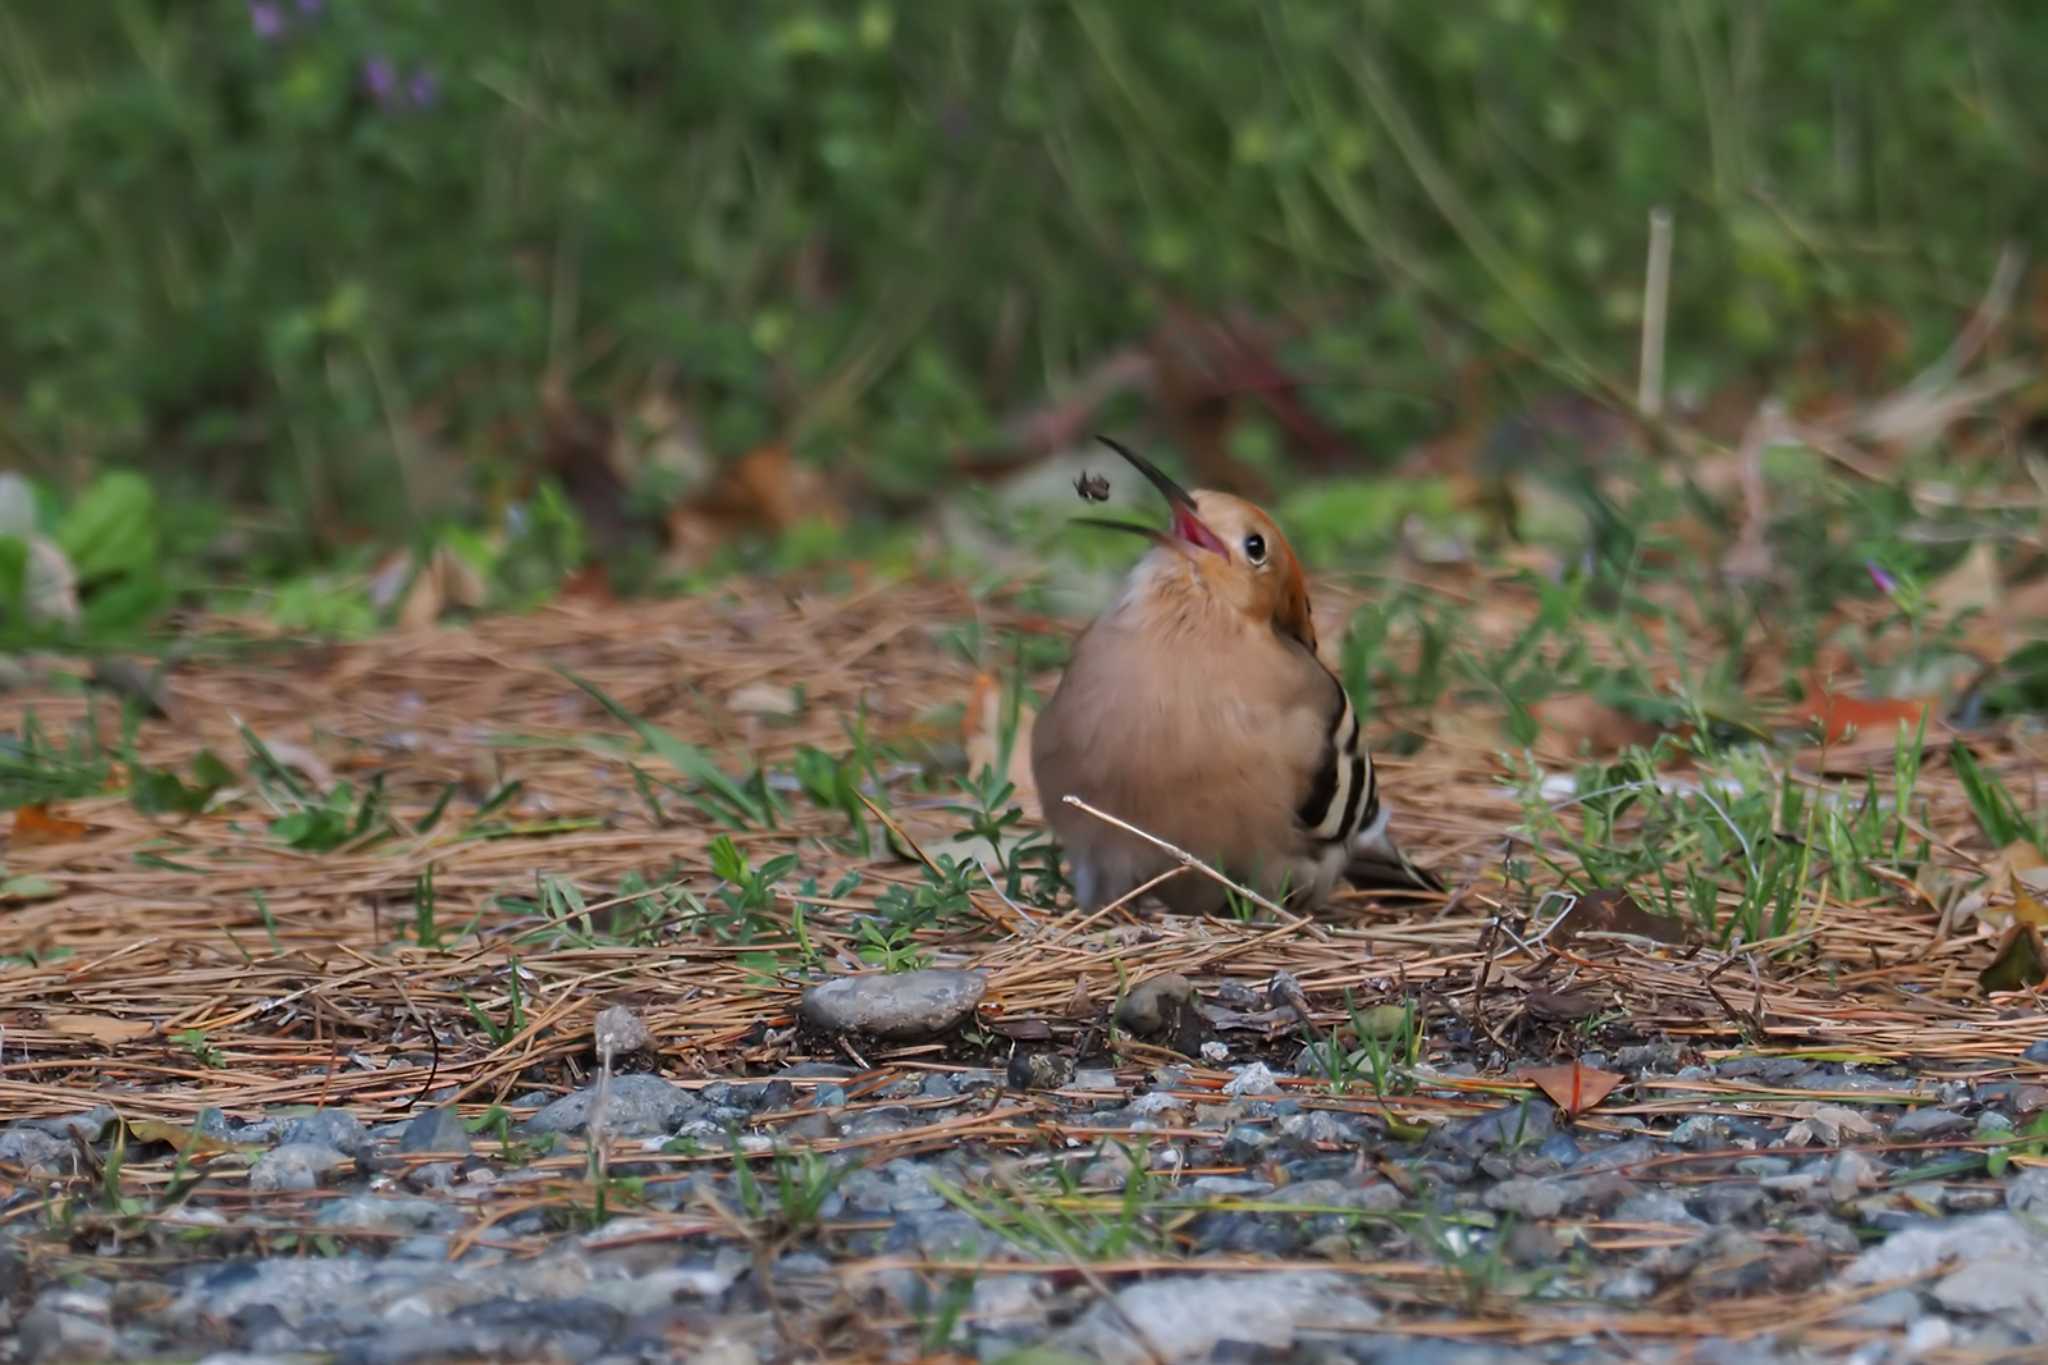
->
<box><xmin>2</xmin><ymin>0</ymin><xmax>2044</xmax><ymax>634</ymax></box>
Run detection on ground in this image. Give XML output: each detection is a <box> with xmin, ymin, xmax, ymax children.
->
<box><xmin>1</xmin><ymin>561</ymin><xmax>2047</xmax><ymax>1363</ymax></box>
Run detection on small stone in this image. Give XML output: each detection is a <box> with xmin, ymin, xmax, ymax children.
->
<box><xmin>20</xmin><ymin>1107</ymin><xmax>115</xmax><ymax>1144</ymax></box>
<box><xmin>1115</xmin><ymin>972</ymin><xmax>1200</xmax><ymax>1047</ymax></box>
<box><xmin>248</xmin><ymin>1143</ymin><xmax>348</xmax><ymax>1193</ymax></box>
<box><xmin>1692</xmin><ymin>1184</ymin><xmax>1767</xmax><ymax>1224</ymax></box>
<box><xmin>18</xmin><ymin>1288</ymin><xmax>115</xmax><ymax>1364</ymax></box>
<box><xmin>1053</xmin><ymin>1271</ymin><xmax>1380</xmax><ymax>1364</ymax></box>
<box><xmin>524</xmin><ymin>1074</ymin><xmax>694</xmax><ymax>1137</ymax></box>
<box><xmin>279</xmin><ymin>1110</ymin><xmax>366</xmax><ymax>1154</ymax></box>
<box><xmin>1832</xmin><ymin>1288</ymin><xmax>1925</xmax><ymax>1329</ymax></box>
<box><xmin>1903</xmin><ymin>1317</ymin><xmax>1954</xmax><ymax>1354</ymax></box>
<box><xmin>798</xmin><ymin>969</ymin><xmax>986</xmax><ymax>1042</ymax></box>
<box><xmin>1485</xmin><ymin>1177</ymin><xmax>1566</xmax><ymax>1219</ymax></box>
<box><xmin>313</xmin><ymin>1195</ymin><xmax>451</xmax><ymax>1233</ymax></box>
<box><xmin>1891</xmin><ymin>1106</ymin><xmax>1969</xmax><ymax>1140</ymax></box>
<box><xmin>404</xmin><ymin>1162</ymin><xmax>460</xmax><ymax>1193</ymax></box>
<box><xmin>2008</xmin><ymin>1167</ymin><xmax>2048</xmax><ymax>1212</ymax></box>
<box><xmin>1446</xmin><ymin>1098</ymin><xmax>1557</xmax><ymax>1154</ymax></box>
<box><xmin>1828</xmin><ymin>1149</ymin><xmax>1881</xmax><ymax>1203</ymax></box>
<box><xmin>1006</xmin><ymin>1052</ymin><xmax>1074</xmax><ymax>1091</ymax></box>
<box><xmin>1221</xmin><ymin>1125</ymin><xmax>1274</xmax><ymax>1164</ymax></box>
<box><xmin>397</xmin><ymin>1105</ymin><xmax>471</xmax><ymax>1155</ymax></box>
<box><xmin>0</xmin><ymin>1126</ymin><xmax>71</xmax><ymax>1176</ymax></box>
<box><xmin>593</xmin><ymin>1005</ymin><xmax>650</xmax><ymax>1059</ymax></box>
<box><xmin>1199</xmin><ymin>1040</ymin><xmax>1230</xmax><ymax>1063</ymax></box>
<box><xmin>2024</xmin><ymin>1039</ymin><xmax>2048</xmax><ymax>1064</ymax></box>
<box><xmin>1223</xmin><ymin>1062</ymin><xmax>1281</xmax><ymax>1099</ymax></box>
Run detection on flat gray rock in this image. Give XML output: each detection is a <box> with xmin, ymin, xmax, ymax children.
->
<box><xmin>798</xmin><ymin>969</ymin><xmax>986</xmax><ymax>1041</ymax></box>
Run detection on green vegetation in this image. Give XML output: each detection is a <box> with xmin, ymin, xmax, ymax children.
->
<box><xmin>4</xmin><ymin>2</ymin><xmax>2045</xmax><ymax>627</ymax></box>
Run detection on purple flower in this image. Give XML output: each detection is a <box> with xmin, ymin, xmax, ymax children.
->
<box><xmin>249</xmin><ymin>0</ymin><xmax>285</xmax><ymax>40</ymax></box>
<box><xmin>362</xmin><ymin>56</ymin><xmax>400</xmax><ymax>105</ymax></box>
<box><xmin>1866</xmin><ymin>560</ymin><xmax>1898</xmax><ymax>596</ymax></box>
<box><xmin>407</xmin><ymin>68</ymin><xmax>440</xmax><ymax>109</ymax></box>
<box><xmin>294</xmin><ymin>0</ymin><xmax>324</xmax><ymax>14</ymax></box>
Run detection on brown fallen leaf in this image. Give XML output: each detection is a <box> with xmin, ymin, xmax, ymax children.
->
<box><xmin>397</xmin><ymin>544</ymin><xmax>488</xmax><ymax>631</ymax></box>
<box><xmin>1799</xmin><ymin>688</ymin><xmax>1932</xmax><ymax>746</ymax></box>
<box><xmin>11</xmin><ymin>803</ymin><xmax>92</xmax><ymax>846</ymax></box>
<box><xmin>1551</xmin><ymin>887</ymin><xmax>1689</xmax><ymax>947</ymax></box>
<box><xmin>1520</xmin><ymin>1060</ymin><xmax>1624</xmax><ymax>1117</ymax></box>
<box><xmin>45</xmin><ymin>1013</ymin><xmax>155</xmax><ymax>1044</ymax></box>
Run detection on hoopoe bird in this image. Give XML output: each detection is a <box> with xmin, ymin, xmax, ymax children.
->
<box><xmin>1031</xmin><ymin>437</ymin><xmax>1440</xmax><ymax>915</ymax></box>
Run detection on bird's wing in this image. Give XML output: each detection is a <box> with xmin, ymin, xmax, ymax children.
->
<box><xmin>1291</xmin><ymin>652</ymin><xmax>1379</xmax><ymax>851</ymax></box>
<box><xmin>1288</xmin><ymin>648</ymin><xmax>1441</xmax><ymax>891</ymax></box>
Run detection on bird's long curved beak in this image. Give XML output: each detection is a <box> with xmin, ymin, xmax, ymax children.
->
<box><xmin>1089</xmin><ymin>435</ymin><xmax>1229</xmax><ymax>557</ymax></box>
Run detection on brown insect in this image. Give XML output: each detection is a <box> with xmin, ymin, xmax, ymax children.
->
<box><xmin>1073</xmin><ymin>470</ymin><xmax>1111</xmax><ymax>503</ymax></box>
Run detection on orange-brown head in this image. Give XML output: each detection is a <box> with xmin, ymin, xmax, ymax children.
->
<box><xmin>1080</xmin><ymin>436</ymin><xmax>1317</xmax><ymax>651</ymax></box>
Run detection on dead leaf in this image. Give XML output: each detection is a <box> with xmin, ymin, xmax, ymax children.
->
<box><xmin>10</xmin><ymin>804</ymin><xmax>91</xmax><ymax>846</ymax></box>
<box><xmin>1981</xmin><ymin>924</ymin><xmax>2047</xmax><ymax>994</ymax></box>
<box><xmin>663</xmin><ymin>444</ymin><xmax>844</xmax><ymax>572</ymax></box>
<box><xmin>1927</xmin><ymin>541</ymin><xmax>2008</xmax><ymax>658</ymax></box>
<box><xmin>1798</xmin><ymin>687</ymin><xmax>1931</xmax><ymax>746</ymax></box>
<box><xmin>1519</xmin><ymin>1060</ymin><xmax>1624</xmax><ymax>1117</ymax></box>
<box><xmin>398</xmin><ymin>545</ymin><xmax>488</xmax><ymax>630</ymax></box>
<box><xmin>127</xmin><ymin>1118</ymin><xmax>260</xmax><ymax>1157</ymax></box>
<box><xmin>45</xmin><ymin>1013</ymin><xmax>155</xmax><ymax>1044</ymax></box>
<box><xmin>1551</xmin><ymin>888</ymin><xmax>1689</xmax><ymax>947</ymax></box>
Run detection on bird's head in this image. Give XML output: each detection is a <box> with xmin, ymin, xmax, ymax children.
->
<box><xmin>1079</xmin><ymin>436</ymin><xmax>1316</xmax><ymax>651</ymax></box>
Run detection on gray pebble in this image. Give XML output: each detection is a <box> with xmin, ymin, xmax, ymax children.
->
<box><xmin>249</xmin><ymin>1143</ymin><xmax>349</xmax><ymax>1193</ymax></box>
<box><xmin>1891</xmin><ymin>1106</ymin><xmax>1970</xmax><ymax>1140</ymax></box>
<box><xmin>593</xmin><ymin>1004</ymin><xmax>650</xmax><ymax>1058</ymax></box>
<box><xmin>398</xmin><ymin>1105</ymin><xmax>471</xmax><ymax>1155</ymax></box>
<box><xmin>2007</xmin><ymin>1167</ymin><xmax>2048</xmax><ymax>1212</ymax></box>
<box><xmin>524</xmin><ymin>1074</ymin><xmax>695</xmax><ymax>1137</ymax></box>
<box><xmin>19</xmin><ymin>1106</ymin><xmax>115</xmax><ymax>1144</ymax></box>
<box><xmin>279</xmin><ymin>1110</ymin><xmax>366</xmax><ymax>1154</ymax></box>
<box><xmin>1832</xmin><ymin>1287</ymin><xmax>1926</xmax><ymax>1329</ymax></box>
<box><xmin>313</xmin><ymin>1195</ymin><xmax>453</xmax><ymax>1233</ymax></box>
<box><xmin>2024</xmin><ymin>1039</ymin><xmax>2048</xmax><ymax>1064</ymax></box>
<box><xmin>18</xmin><ymin>1287</ymin><xmax>116</xmax><ymax>1364</ymax></box>
<box><xmin>1485</xmin><ymin>1177</ymin><xmax>1566</xmax><ymax>1219</ymax></box>
<box><xmin>0</xmin><ymin>1126</ymin><xmax>72</xmax><ymax>1176</ymax></box>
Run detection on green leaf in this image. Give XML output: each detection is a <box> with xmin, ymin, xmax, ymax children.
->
<box><xmin>0</xmin><ymin>873</ymin><xmax>60</xmax><ymax>900</ymax></box>
<box><xmin>56</xmin><ymin>472</ymin><xmax>156</xmax><ymax>583</ymax></box>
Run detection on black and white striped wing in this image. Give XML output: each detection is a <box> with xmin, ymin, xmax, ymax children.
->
<box><xmin>1296</xmin><ymin>670</ymin><xmax>1383</xmax><ymax>851</ymax></box>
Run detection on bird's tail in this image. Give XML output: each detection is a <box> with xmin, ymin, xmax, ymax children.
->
<box><xmin>1344</xmin><ymin>808</ymin><xmax>1443</xmax><ymax>893</ymax></box>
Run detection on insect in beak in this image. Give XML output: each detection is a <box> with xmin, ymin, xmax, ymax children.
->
<box><xmin>1075</xmin><ymin>435</ymin><xmax>1230</xmax><ymax>557</ymax></box>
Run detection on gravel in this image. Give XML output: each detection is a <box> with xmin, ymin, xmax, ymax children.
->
<box><xmin>4</xmin><ymin>1005</ymin><xmax>2046</xmax><ymax>1361</ymax></box>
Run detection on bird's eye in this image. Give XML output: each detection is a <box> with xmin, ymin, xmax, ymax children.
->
<box><xmin>1243</xmin><ymin>533</ymin><xmax>1267</xmax><ymax>565</ymax></box>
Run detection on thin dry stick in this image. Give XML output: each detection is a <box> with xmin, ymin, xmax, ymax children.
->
<box><xmin>1060</xmin><ymin>794</ymin><xmax>1316</xmax><ymax>932</ymax></box>
<box><xmin>1638</xmin><ymin>206</ymin><xmax>1673</xmax><ymax>419</ymax></box>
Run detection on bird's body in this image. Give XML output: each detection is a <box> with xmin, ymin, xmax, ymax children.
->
<box><xmin>1031</xmin><ymin>440</ymin><xmax>1432</xmax><ymax>914</ymax></box>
